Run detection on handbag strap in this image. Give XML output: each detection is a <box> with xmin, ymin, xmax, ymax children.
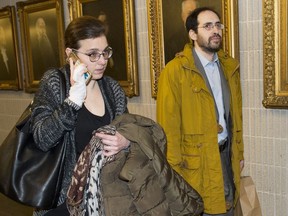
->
<box><xmin>24</xmin><ymin>69</ymin><xmax>66</xmax><ymax>128</ymax></box>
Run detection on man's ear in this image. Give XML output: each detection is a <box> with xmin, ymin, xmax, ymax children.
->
<box><xmin>189</xmin><ymin>29</ymin><xmax>197</xmax><ymax>41</ymax></box>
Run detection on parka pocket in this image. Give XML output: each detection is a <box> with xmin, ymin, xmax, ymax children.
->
<box><xmin>181</xmin><ymin>154</ymin><xmax>201</xmax><ymax>170</ymax></box>
<box><xmin>180</xmin><ymin>134</ymin><xmax>203</xmax><ymax>170</ymax></box>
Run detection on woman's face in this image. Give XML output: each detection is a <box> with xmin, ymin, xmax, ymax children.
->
<box><xmin>76</xmin><ymin>35</ymin><xmax>109</xmax><ymax>80</ymax></box>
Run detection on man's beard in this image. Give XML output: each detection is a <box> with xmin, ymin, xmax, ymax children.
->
<box><xmin>204</xmin><ymin>44</ymin><xmax>221</xmax><ymax>53</ymax></box>
<box><xmin>199</xmin><ymin>34</ymin><xmax>222</xmax><ymax>53</ymax></box>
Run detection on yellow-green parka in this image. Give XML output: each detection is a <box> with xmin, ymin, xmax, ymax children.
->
<box><xmin>156</xmin><ymin>43</ymin><xmax>244</xmax><ymax>214</ymax></box>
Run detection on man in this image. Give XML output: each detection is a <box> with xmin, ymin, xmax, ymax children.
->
<box><xmin>157</xmin><ymin>7</ymin><xmax>244</xmax><ymax>216</ymax></box>
<box><xmin>165</xmin><ymin>0</ymin><xmax>198</xmax><ymax>63</ymax></box>
<box><xmin>97</xmin><ymin>11</ymin><xmax>115</xmax><ymax>70</ymax></box>
<box><xmin>0</xmin><ymin>25</ymin><xmax>17</xmax><ymax>81</ymax></box>
<box><xmin>31</xmin><ymin>17</ymin><xmax>58</xmax><ymax>80</ymax></box>
<box><xmin>95</xmin><ymin>10</ymin><xmax>125</xmax><ymax>81</ymax></box>
<box><xmin>181</xmin><ymin>0</ymin><xmax>199</xmax><ymax>23</ymax></box>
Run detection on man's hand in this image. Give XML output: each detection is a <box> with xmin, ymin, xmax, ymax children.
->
<box><xmin>240</xmin><ymin>160</ymin><xmax>244</xmax><ymax>172</ymax></box>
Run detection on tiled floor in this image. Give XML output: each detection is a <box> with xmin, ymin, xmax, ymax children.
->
<box><xmin>0</xmin><ymin>193</ymin><xmax>33</xmax><ymax>216</ymax></box>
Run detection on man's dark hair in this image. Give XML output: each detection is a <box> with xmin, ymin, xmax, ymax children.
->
<box><xmin>185</xmin><ymin>7</ymin><xmax>221</xmax><ymax>33</ymax></box>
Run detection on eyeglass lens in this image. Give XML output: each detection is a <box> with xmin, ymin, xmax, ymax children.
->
<box><xmin>200</xmin><ymin>23</ymin><xmax>224</xmax><ymax>31</ymax></box>
<box><xmin>90</xmin><ymin>47</ymin><xmax>113</xmax><ymax>62</ymax></box>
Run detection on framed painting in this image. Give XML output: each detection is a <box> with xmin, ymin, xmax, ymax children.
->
<box><xmin>68</xmin><ymin>0</ymin><xmax>139</xmax><ymax>97</ymax></box>
<box><xmin>147</xmin><ymin>0</ymin><xmax>239</xmax><ymax>98</ymax></box>
<box><xmin>262</xmin><ymin>0</ymin><xmax>288</xmax><ymax>108</ymax></box>
<box><xmin>0</xmin><ymin>6</ymin><xmax>22</xmax><ymax>90</ymax></box>
<box><xmin>17</xmin><ymin>0</ymin><xmax>65</xmax><ymax>93</ymax></box>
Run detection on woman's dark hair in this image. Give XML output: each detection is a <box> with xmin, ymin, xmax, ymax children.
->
<box><xmin>64</xmin><ymin>16</ymin><xmax>106</xmax><ymax>49</ymax></box>
<box><xmin>185</xmin><ymin>7</ymin><xmax>221</xmax><ymax>33</ymax></box>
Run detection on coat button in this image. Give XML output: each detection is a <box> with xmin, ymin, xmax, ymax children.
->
<box><xmin>218</xmin><ymin>124</ymin><xmax>224</xmax><ymax>133</ymax></box>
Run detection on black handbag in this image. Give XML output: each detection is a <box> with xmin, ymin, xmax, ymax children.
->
<box><xmin>0</xmin><ymin>70</ymin><xmax>66</xmax><ymax>209</ymax></box>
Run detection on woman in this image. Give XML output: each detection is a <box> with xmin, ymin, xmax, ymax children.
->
<box><xmin>31</xmin><ymin>16</ymin><xmax>130</xmax><ymax>215</ymax></box>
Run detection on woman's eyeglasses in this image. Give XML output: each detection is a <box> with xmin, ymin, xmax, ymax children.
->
<box><xmin>71</xmin><ymin>47</ymin><xmax>113</xmax><ymax>62</ymax></box>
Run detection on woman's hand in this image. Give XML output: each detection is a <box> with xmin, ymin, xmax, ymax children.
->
<box><xmin>95</xmin><ymin>131</ymin><xmax>130</xmax><ymax>157</ymax></box>
<box><xmin>68</xmin><ymin>58</ymin><xmax>87</xmax><ymax>107</ymax></box>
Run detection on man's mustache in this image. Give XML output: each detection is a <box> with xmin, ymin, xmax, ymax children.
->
<box><xmin>209</xmin><ymin>34</ymin><xmax>222</xmax><ymax>42</ymax></box>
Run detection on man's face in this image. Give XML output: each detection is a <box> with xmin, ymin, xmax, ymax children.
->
<box><xmin>36</xmin><ymin>18</ymin><xmax>47</xmax><ymax>36</ymax></box>
<box><xmin>193</xmin><ymin>10</ymin><xmax>222</xmax><ymax>54</ymax></box>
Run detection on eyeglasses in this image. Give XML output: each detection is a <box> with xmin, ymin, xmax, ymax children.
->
<box><xmin>71</xmin><ymin>46</ymin><xmax>113</xmax><ymax>62</ymax></box>
<box><xmin>198</xmin><ymin>22</ymin><xmax>224</xmax><ymax>31</ymax></box>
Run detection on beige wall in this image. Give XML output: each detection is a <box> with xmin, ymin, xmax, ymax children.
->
<box><xmin>0</xmin><ymin>0</ymin><xmax>287</xmax><ymax>215</ymax></box>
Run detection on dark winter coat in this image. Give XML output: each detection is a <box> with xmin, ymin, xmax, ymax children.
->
<box><xmin>101</xmin><ymin>113</ymin><xmax>203</xmax><ymax>216</ymax></box>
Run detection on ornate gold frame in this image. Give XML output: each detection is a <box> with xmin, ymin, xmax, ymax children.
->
<box><xmin>68</xmin><ymin>0</ymin><xmax>139</xmax><ymax>97</ymax></box>
<box><xmin>147</xmin><ymin>0</ymin><xmax>239</xmax><ymax>98</ymax></box>
<box><xmin>262</xmin><ymin>0</ymin><xmax>288</xmax><ymax>108</ymax></box>
<box><xmin>17</xmin><ymin>0</ymin><xmax>65</xmax><ymax>93</ymax></box>
<box><xmin>0</xmin><ymin>6</ymin><xmax>22</xmax><ymax>90</ymax></box>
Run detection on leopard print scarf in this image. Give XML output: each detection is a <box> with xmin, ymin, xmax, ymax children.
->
<box><xmin>67</xmin><ymin>125</ymin><xmax>116</xmax><ymax>216</ymax></box>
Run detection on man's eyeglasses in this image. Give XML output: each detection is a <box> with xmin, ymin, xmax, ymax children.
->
<box><xmin>71</xmin><ymin>47</ymin><xmax>113</xmax><ymax>62</ymax></box>
<box><xmin>198</xmin><ymin>22</ymin><xmax>224</xmax><ymax>31</ymax></box>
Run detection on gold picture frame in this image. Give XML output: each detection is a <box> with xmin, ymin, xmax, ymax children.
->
<box><xmin>17</xmin><ymin>0</ymin><xmax>65</xmax><ymax>93</ymax></box>
<box><xmin>68</xmin><ymin>0</ymin><xmax>139</xmax><ymax>98</ymax></box>
<box><xmin>147</xmin><ymin>0</ymin><xmax>239</xmax><ymax>98</ymax></box>
<box><xmin>262</xmin><ymin>0</ymin><xmax>288</xmax><ymax>108</ymax></box>
<box><xmin>0</xmin><ymin>6</ymin><xmax>22</xmax><ymax>90</ymax></box>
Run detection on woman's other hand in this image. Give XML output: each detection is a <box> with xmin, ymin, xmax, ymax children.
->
<box><xmin>95</xmin><ymin>131</ymin><xmax>130</xmax><ymax>157</ymax></box>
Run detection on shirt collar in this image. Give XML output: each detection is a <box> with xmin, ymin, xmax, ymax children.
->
<box><xmin>194</xmin><ymin>48</ymin><xmax>219</xmax><ymax>67</ymax></box>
